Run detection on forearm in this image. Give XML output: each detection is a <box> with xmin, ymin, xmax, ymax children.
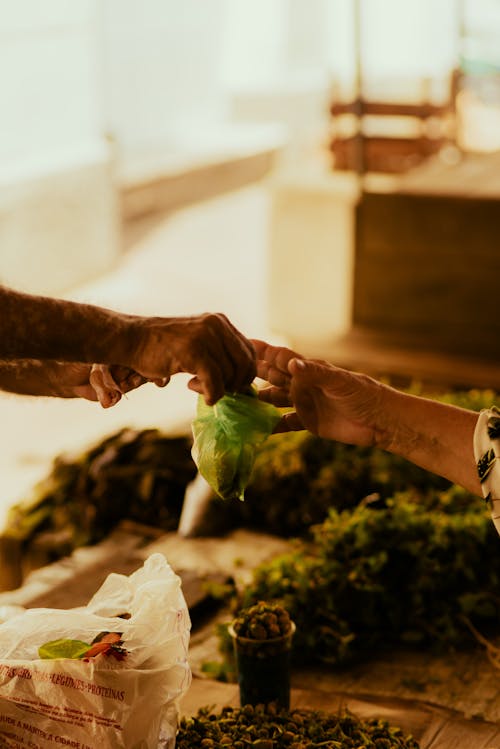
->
<box><xmin>377</xmin><ymin>387</ymin><xmax>481</xmax><ymax>495</ymax></box>
<box><xmin>0</xmin><ymin>360</ymin><xmax>84</xmax><ymax>398</ymax></box>
<box><xmin>0</xmin><ymin>285</ymin><xmax>138</xmax><ymax>366</ymax></box>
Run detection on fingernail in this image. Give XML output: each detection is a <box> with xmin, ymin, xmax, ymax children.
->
<box><xmin>293</xmin><ymin>358</ymin><xmax>306</xmax><ymax>369</ymax></box>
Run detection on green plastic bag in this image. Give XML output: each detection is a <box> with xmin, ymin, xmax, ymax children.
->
<box><xmin>191</xmin><ymin>389</ymin><xmax>281</xmax><ymax>501</ymax></box>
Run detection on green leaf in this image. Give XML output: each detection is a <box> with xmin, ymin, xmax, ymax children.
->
<box><xmin>191</xmin><ymin>389</ymin><xmax>281</xmax><ymax>501</ymax></box>
<box><xmin>38</xmin><ymin>638</ymin><xmax>91</xmax><ymax>660</ymax></box>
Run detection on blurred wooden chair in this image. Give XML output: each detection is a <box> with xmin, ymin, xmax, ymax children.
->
<box><xmin>329</xmin><ymin>71</ymin><xmax>460</xmax><ymax>174</ymax></box>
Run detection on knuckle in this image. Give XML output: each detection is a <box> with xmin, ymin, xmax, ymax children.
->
<box><xmin>203</xmin><ymin>312</ymin><xmax>227</xmax><ymax>330</ymax></box>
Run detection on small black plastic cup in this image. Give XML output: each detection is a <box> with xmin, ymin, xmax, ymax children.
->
<box><xmin>228</xmin><ymin>621</ymin><xmax>295</xmax><ymax>709</ymax></box>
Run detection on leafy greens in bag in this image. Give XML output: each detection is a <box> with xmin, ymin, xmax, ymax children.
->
<box><xmin>191</xmin><ymin>388</ymin><xmax>281</xmax><ymax>501</ymax></box>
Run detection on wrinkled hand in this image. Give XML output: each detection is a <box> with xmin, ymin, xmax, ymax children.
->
<box><xmin>129</xmin><ymin>313</ymin><xmax>256</xmax><ymax>405</ymax></box>
<box><xmin>52</xmin><ymin>363</ymin><xmax>152</xmax><ymax>406</ymax></box>
<box><xmin>90</xmin><ymin>364</ymin><xmax>165</xmax><ymax>408</ymax></box>
<box><xmin>47</xmin><ymin>363</ymin><xmax>97</xmax><ymax>401</ymax></box>
<box><xmin>252</xmin><ymin>339</ymin><xmax>385</xmax><ymax>447</ymax></box>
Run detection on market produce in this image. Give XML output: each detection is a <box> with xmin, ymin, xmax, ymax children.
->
<box><xmin>230</xmin><ymin>602</ymin><xmax>295</xmax><ymax>708</ymax></box>
<box><xmin>3</xmin><ymin>428</ymin><xmax>196</xmax><ymax>562</ymax></box>
<box><xmin>2</xmin><ymin>386</ymin><xmax>497</xmax><ymax>582</ymax></box>
<box><xmin>191</xmin><ymin>388</ymin><xmax>281</xmax><ymax>500</ymax></box>
<box><xmin>233</xmin><ymin>601</ymin><xmax>292</xmax><ymax>640</ymax></box>
<box><xmin>176</xmin><ymin>704</ymin><xmax>420</xmax><ymax>749</ymax></box>
<box><xmin>227</xmin><ymin>486</ymin><xmax>500</xmax><ymax>667</ymax></box>
<box><xmin>39</xmin><ymin>631</ymin><xmax>127</xmax><ymax>661</ymax></box>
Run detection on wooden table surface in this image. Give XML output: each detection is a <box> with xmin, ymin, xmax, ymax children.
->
<box><xmin>181</xmin><ymin>677</ymin><xmax>500</xmax><ymax>749</ymax></box>
<box><xmin>3</xmin><ymin>525</ymin><xmax>500</xmax><ymax>744</ymax></box>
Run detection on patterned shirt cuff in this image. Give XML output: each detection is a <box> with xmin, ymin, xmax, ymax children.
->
<box><xmin>473</xmin><ymin>406</ymin><xmax>500</xmax><ymax>536</ymax></box>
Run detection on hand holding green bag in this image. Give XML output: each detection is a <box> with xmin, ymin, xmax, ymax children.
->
<box><xmin>191</xmin><ymin>388</ymin><xmax>281</xmax><ymax>501</ymax></box>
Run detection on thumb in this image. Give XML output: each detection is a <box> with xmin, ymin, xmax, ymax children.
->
<box><xmin>288</xmin><ymin>357</ymin><xmax>335</xmax><ymax>385</ymax></box>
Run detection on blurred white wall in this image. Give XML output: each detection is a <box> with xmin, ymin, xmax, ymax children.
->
<box><xmin>358</xmin><ymin>0</ymin><xmax>457</xmax><ymax>80</ymax></box>
<box><xmin>100</xmin><ymin>0</ymin><xmax>232</xmax><ymax>182</ymax></box>
<box><xmin>0</xmin><ymin>0</ymin><xmax>103</xmax><ymax>173</ymax></box>
<box><xmin>221</xmin><ymin>0</ymin><xmax>333</xmax><ymax>169</ymax></box>
<box><xmin>0</xmin><ymin>0</ymin><xmax>119</xmax><ymax>295</ymax></box>
<box><xmin>326</xmin><ymin>0</ymin><xmax>458</xmax><ymax>99</ymax></box>
<box><xmin>221</xmin><ymin>0</ymin><xmax>333</xmax><ymax>88</ymax></box>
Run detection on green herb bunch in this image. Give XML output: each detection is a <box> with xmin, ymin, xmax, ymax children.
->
<box><xmin>230</xmin><ymin>487</ymin><xmax>500</xmax><ymax>666</ymax></box>
<box><xmin>176</xmin><ymin>704</ymin><xmax>419</xmax><ymax>749</ymax></box>
<box><xmin>4</xmin><ymin>429</ymin><xmax>196</xmax><ymax>559</ymax></box>
<box><xmin>233</xmin><ymin>602</ymin><xmax>292</xmax><ymax>640</ymax></box>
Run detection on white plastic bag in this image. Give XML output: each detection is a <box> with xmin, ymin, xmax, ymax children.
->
<box><xmin>0</xmin><ymin>553</ymin><xmax>191</xmax><ymax>748</ymax></box>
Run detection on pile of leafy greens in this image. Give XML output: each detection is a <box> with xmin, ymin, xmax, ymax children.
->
<box><xmin>228</xmin><ymin>486</ymin><xmax>499</xmax><ymax>668</ymax></box>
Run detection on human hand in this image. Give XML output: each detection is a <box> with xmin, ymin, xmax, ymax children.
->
<box><xmin>52</xmin><ymin>363</ymin><xmax>153</xmax><ymax>406</ymax></box>
<box><xmin>89</xmin><ymin>365</ymin><xmax>165</xmax><ymax>408</ymax></box>
<box><xmin>252</xmin><ymin>339</ymin><xmax>385</xmax><ymax>447</ymax></box>
<box><xmin>48</xmin><ymin>363</ymin><xmax>99</xmax><ymax>402</ymax></box>
<box><xmin>128</xmin><ymin>313</ymin><xmax>256</xmax><ymax>405</ymax></box>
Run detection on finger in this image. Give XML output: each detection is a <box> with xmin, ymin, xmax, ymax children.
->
<box><xmin>255</xmin><ymin>354</ymin><xmax>291</xmax><ymax>387</ymax></box>
<box><xmin>91</xmin><ymin>364</ymin><xmax>121</xmax><ymax>391</ymax></box>
<box><xmin>188</xmin><ymin>372</ymin><xmax>223</xmax><ymax>405</ymax></box>
<box><xmin>215</xmin><ymin>313</ymin><xmax>255</xmax><ymax>363</ymax></box>
<box><xmin>188</xmin><ymin>376</ymin><xmax>203</xmax><ymax>395</ymax></box>
<box><xmin>189</xmin><ymin>315</ymin><xmax>240</xmax><ymax>395</ymax></box>
<box><xmin>171</xmin><ymin>313</ymin><xmax>254</xmax><ymax>397</ymax></box>
<box><xmin>251</xmin><ymin>339</ymin><xmax>269</xmax><ymax>359</ymax></box>
<box><xmin>215</xmin><ymin>336</ymin><xmax>238</xmax><ymax>392</ymax></box>
<box><xmin>235</xmin><ymin>336</ymin><xmax>258</xmax><ymax>391</ymax></box>
<box><xmin>120</xmin><ymin>371</ymin><xmax>147</xmax><ymax>392</ymax></box>
<box><xmin>263</xmin><ymin>365</ymin><xmax>291</xmax><ymax>388</ymax></box>
<box><xmin>289</xmin><ymin>357</ymin><xmax>343</xmax><ymax>391</ymax></box>
<box><xmin>192</xmin><ymin>358</ymin><xmax>225</xmax><ymax>406</ymax></box>
<box><xmin>288</xmin><ymin>364</ymin><xmax>329</xmax><ymax>435</ymax></box>
<box><xmin>272</xmin><ymin>411</ymin><xmax>304</xmax><ymax>433</ymax></box>
<box><xmin>89</xmin><ymin>366</ymin><xmax>122</xmax><ymax>408</ymax></box>
<box><xmin>255</xmin><ymin>358</ymin><xmax>271</xmax><ymax>382</ymax></box>
<box><xmin>257</xmin><ymin>385</ymin><xmax>291</xmax><ymax>408</ymax></box>
<box><xmin>201</xmin><ymin>315</ymin><xmax>256</xmax><ymax>397</ymax></box>
<box><xmin>230</xmin><ymin>351</ymin><xmax>257</xmax><ymax>393</ymax></box>
<box><xmin>106</xmin><ymin>365</ymin><xmax>143</xmax><ymax>393</ymax></box>
<box><xmin>215</xmin><ymin>318</ymin><xmax>256</xmax><ymax>392</ymax></box>
<box><xmin>152</xmin><ymin>377</ymin><xmax>170</xmax><ymax>388</ymax></box>
<box><xmin>252</xmin><ymin>338</ymin><xmax>290</xmax><ymax>364</ymax></box>
<box><xmin>251</xmin><ymin>339</ymin><xmax>302</xmax><ymax>375</ymax></box>
<box><xmin>98</xmin><ymin>389</ymin><xmax>122</xmax><ymax>409</ymax></box>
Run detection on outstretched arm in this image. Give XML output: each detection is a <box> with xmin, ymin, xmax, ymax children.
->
<box><xmin>253</xmin><ymin>339</ymin><xmax>481</xmax><ymax>496</ymax></box>
<box><xmin>0</xmin><ymin>360</ymin><xmax>149</xmax><ymax>405</ymax></box>
<box><xmin>0</xmin><ymin>285</ymin><xmax>256</xmax><ymax>405</ymax></box>
<box><xmin>0</xmin><ymin>360</ymin><xmax>97</xmax><ymax>400</ymax></box>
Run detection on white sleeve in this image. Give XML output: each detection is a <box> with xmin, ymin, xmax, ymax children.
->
<box><xmin>473</xmin><ymin>406</ymin><xmax>500</xmax><ymax>536</ymax></box>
